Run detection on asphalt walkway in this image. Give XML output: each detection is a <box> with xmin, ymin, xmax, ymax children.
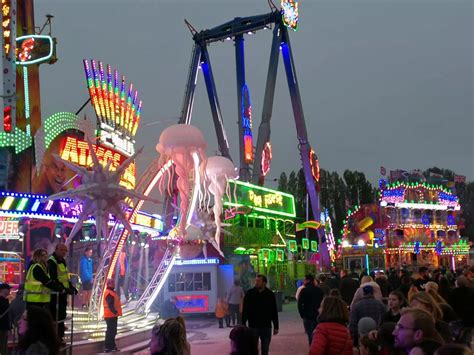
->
<box><xmin>134</xmin><ymin>301</ymin><xmax>309</xmax><ymax>355</ymax></box>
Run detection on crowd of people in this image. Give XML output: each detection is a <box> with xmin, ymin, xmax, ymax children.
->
<box><xmin>299</xmin><ymin>265</ymin><xmax>474</xmax><ymax>355</ymax></box>
<box><xmin>150</xmin><ymin>266</ymin><xmax>473</xmax><ymax>355</ymax></box>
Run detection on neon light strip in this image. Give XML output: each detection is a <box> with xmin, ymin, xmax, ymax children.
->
<box><xmin>1</xmin><ymin>197</ymin><xmax>14</xmax><ymax>210</ymax></box>
<box><xmin>114</xmin><ymin>70</ymin><xmax>120</xmax><ymax>126</ymax></box>
<box><xmin>31</xmin><ymin>199</ymin><xmax>40</xmax><ymax>212</ymax></box>
<box><xmin>133</xmin><ymin>100</ymin><xmax>142</xmax><ymax>136</ymax></box>
<box><xmin>16</xmin><ymin>198</ymin><xmax>28</xmax><ymax>211</ymax></box>
<box><xmin>44</xmin><ymin>200</ymin><xmax>54</xmax><ymax>211</ymax></box>
<box><xmin>119</xmin><ymin>76</ymin><xmax>126</xmax><ymax>133</ymax></box>
<box><xmin>23</xmin><ymin>67</ymin><xmax>30</xmax><ymax>135</ymax></box>
<box><xmin>187</xmin><ymin>152</ymin><xmax>200</xmax><ymax>226</ymax></box>
<box><xmin>144</xmin><ymin>255</ymin><xmax>176</xmax><ymax>313</ymax></box>
<box><xmin>99</xmin><ymin>61</ymin><xmax>110</xmax><ymax>124</ymax></box>
<box><xmin>100</xmin><ymin>160</ymin><xmax>173</xmax><ymax>317</ymax></box>
<box><xmin>107</xmin><ymin>64</ymin><xmax>115</xmax><ymax>126</ymax></box>
<box><xmin>381</xmin><ymin>201</ymin><xmax>461</xmax><ymax>211</ymax></box>
<box><xmin>124</xmin><ymin>83</ymin><xmax>133</xmax><ymax>133</ymax></box>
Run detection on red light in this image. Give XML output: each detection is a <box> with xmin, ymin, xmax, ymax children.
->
<box><xmin>3</xmin><ymin>106</ymin><xmax>12</xmax><ymax>133</ymax></box>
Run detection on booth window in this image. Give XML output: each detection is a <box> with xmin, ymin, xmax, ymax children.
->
<box><xmin>168</xmin><ymin>272</ymin><xmax>211</xmax><ymax>292</ymax></box>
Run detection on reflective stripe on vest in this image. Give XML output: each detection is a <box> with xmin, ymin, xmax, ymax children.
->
<box><xmin>103</xmin><ymin>289</ymin><xmax>122</xmax><ymax>318</ymax></box>
<box><xmin>24</xmin><ymin>263</ymin><xmax>51</xmax><ymax>303</ymax></box>
<box><xmin>49</xmin><ymin>256</ymin><xmax>69</xmax><ymax>288</ymax></box>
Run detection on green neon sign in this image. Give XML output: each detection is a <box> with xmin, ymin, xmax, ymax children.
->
<box><xmin>224</xmin><ymin>180</ymin><xmax>296</xmax><ymax>218</ymax></box>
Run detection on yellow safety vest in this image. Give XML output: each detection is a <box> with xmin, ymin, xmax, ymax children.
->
<box><xmin>24</xmin><ymin>263</ymin><xmax>51</xmax><ymax>303</ymax></box>
<box><xmin>49</xmin><ymin>255</ymin><xmax>69</xmax><ymax>288</ymax></box>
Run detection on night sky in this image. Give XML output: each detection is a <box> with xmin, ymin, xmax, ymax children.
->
<box><xmin>33</xmin><ymin>0</ymin><xmax>473</xmax><ymax>187</ymax></box>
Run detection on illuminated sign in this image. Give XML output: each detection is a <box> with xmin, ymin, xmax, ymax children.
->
<box><xmin>60</xmin><ymin>136</ymin><xmax>136</xmax><ymax>189</ymax></box>
<box><xmin>309</xmin><ymin>149</ymin><xmax>320</xmax><ymax>182</ymax></box>
<box><xmin>242</xmin><ymin>84</ymin><xmax>254</xmax><ymax>164</ymax></box>
<box><xmin>0</xmin><ymin>219</ymin><xmax>18</xmax><ymax>239</ymax></box>
<box><xmin>224</xmin><ymin>180</ymin><xmax>296</xmax><ymax>218</ymax></box>
<box><xmin>2</xmin><ymin>0</ymin><xmax>16</xmax><ymax>134</ymax></box>
<box><xmin>281</xmin><ymin>0</ymin><xmax>298</xmax><ymax>31</ymax></box>
<box><xmin>0</xmin><ymin>191</ymin><xmax>163</xmax><ymax>231</ymax></box>
<box><xmin>2</xmin><ymin>0</ymin><xmax>13</xmax><ymax>57</ymax></box>
<box><xmin>83</xmin><ymin>60</ymin><xmax>142</xmax><ymax>149</ymax></box>
<box><xmin>261</xmin><ymin>142</ymin><xmax>272</xmax><ymax>177</ymax></box>
<box><xmin>175</xmin><ymin>295</ymin><xmax>209</xmax><ymax>313</ymax></box>
<box><xmin>15</xmin><ymin>35</ymin><xmax>54</xmax><ymax>66</ymax></box>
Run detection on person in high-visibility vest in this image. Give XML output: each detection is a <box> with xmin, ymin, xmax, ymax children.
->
<box><xmin>48</xmin><ymin>243</ymin><xmax>77</xmax><ymax>345</ymax></box>
<box><xmin>24</xmin><ymin>249</ymin><xmax>64</xmax><ymax>311</ymax></box>
<box><xmin>103</xmin><ymin>278</ymin><xmax>122</xmax><ymax>353</ymax></box>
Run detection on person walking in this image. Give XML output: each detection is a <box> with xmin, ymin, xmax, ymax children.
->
<box><xmin>79</xmin><ymin>247</ymin><xmax>93</xmax><ymax>309</ymax></box>
<box><xmin>116</xmin><ymin>250</ymin><xmax>129</xmax><ymax>301</ymax></box>
<box><xmin>297</xmin><ymin>274</ymin><xmax>324</xmax><ymax>345</ymax></box>
<box><xmin>24</xmin><ymin>249</ymin><xmax>64</xmax><ymax>311</ymax></box>
<box><xmin>309</xmin><ymin>296</ymin><xmax>353</xmax><ymax>355</ymax></box>
<box><xmin>103</xmin><ymin>278</ymin><xmax>122</xmax><ymax>353</ymax></box>
<box><xmin>215</xmin><ymin>297</ymin><xmax>230</xmax><ymax>328</ymax></box>
<box><xmin>349</xmin><ymin>285</ymin><xmax>386</xmax><ymax>346</ymax></box>
<box><xmin>227</xmin><ymin>280</ymin><xmax>244</xmax><ymax>325</ymax></box>
<box><xmin>339</xmin><ymin>270</ymin><xmax>359</xmax><ymax>306</ymax></box>
<box><xmin>241</xmin><ymin>275</ymin><xmax>278</xmax><ymax>355</ymax></box>
<box><xmin>48</xmin><ymin>243</ymin><xmax>77</xmax><ymax>345</ymax></box>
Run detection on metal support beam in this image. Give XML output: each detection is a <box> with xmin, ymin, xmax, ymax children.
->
<box><xmin>179</xmin><ymin>44</ymin><xmax>202</xmax><ymax>124</ymax></box>
<box><xmin>280</xmin><ymin>27</ymin><xmax>330</xmax><ymax>268</ymax></box>
<box><xmin>252</xmin><ymin>24</ymin><xmax>283</xmax><ymax>184</ymax></box>
<box><xmin>235</xmin><ymin>35</ymin><xmax>251</xmax><ymax>181</ymax></box>
<box><xmin>200</xmin><ymin>46</ymin><xmax>232</xmax><ymax>160</ymax></box>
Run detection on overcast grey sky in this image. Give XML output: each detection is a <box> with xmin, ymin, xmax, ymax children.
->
<box><xmin>35</xmin><ymin>0</ymin><xmax>473</xmax><ymax>187</ymax></box>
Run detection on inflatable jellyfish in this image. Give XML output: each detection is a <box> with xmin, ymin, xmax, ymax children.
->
<box><xmin>156</xmin><ymin>124</ymin><xmax>207</xmax><ymax>235</ymax></box>
<box><xmin>205</xmin><ymin>156</ymin><xmax>238</xmax><ymax>252</ymax></box>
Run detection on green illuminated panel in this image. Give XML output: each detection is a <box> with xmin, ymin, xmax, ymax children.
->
<box><xmin>44</xmin><ymin>112</ymin><xmax>81</xmax><ymax>148</ymax></box>
<box><xmin>288</xmin><ymin>240</ymin><xmax>297</xmax><ymax>252</ymax></box>
<box><xmin>224</xmin><ymin>180</ymin><xmax>296</xmax><ymax>218</ymax></box>
<box><xmin>302</xmin><ymin>238</ymin><xmax>309</xmax><ymax>250</ymax></box>
<box><xmin>310</xmin><ymin>240</ymin><xmax>318</xmax><ymax>252</ymax></box>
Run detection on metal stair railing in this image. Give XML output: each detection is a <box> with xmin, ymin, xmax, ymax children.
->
<box><xmin>88</xmin><ymin>156</ymin><xmax>164</xmax><ymax>319</ymax></box>
<box><xmin>134</xmin><ymin>246</ymin><xmax>176</xmax><ymax>314</ymax></box>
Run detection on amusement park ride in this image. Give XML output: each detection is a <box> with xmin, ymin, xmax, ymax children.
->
<box><xmin>177</xmin><ymin>0</ymin><xmax>330</xmax><ymax>265</ymax></box>
<box><xmin>1</xmin><ymin>1</ymin><xmax>332</xmax><ymax>348</ymax></box>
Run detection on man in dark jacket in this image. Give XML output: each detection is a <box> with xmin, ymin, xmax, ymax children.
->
<box><xmin>298</xmin><ymin>274</ymin><xmax>324</xmax><ymax>345</ymax></box>
<box><xmin>48</xmin><ymin>243</ymin><xmax>77</xmax><ymax>345</ymax></box>
<box><xmin>242</xmin><ymin>274</ymin><xmax>279</xmax><ymax>355</ymax></box>
<box><xmin>339</xmin><ymin>269</ymin><xmax>359</xmax><ymax>306</ymax></box>
<box><xmin>349</xmin><ymin>285</ymin><xmax>386</xmax><ymax>345</ymax></box>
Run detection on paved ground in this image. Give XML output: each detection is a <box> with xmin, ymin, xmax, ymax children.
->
<box><xmin>135</xmin><ymin>301</ymin><xmax>309</xmax><ymax>355</ymax></box>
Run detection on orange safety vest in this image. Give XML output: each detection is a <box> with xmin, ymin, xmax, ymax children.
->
<box><xmin>103</xmin><ymin>288</ymin><xmax>122</xmax><ymax>318</ymax></box>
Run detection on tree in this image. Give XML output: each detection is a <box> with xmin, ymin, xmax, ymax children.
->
<box><xmin>458</xmin><ymin>182</ymin><xmax>474</xmax><ymax>241</ymax></box>
<box><xmin>287</xmin><ymin>171</ymin><xmax>297</xmax><ymax>200</ymax></box>
<box><xmin>277</xmin><ymin>172</ymin><xmax>288</xmax><ymax>192</ymax></box>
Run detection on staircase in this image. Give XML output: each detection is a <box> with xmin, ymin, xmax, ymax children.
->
<box><xmin>134</xmin><ymin>246</ymin><xmax>176</xmax><ymax>314</ymax></box>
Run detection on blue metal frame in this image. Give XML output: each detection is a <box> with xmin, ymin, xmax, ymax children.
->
<box><xmin>174</xmin><ymin>9</ymin><xmax>331</xmax><ymax>267</ymax></box>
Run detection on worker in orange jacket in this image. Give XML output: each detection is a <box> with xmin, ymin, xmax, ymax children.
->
<box><xmin>103</xmin><ymin>278</ymin><xmax>122</xmax><ymax>353</ymax></box>
<box><xmin>215</xmin><ymin>297</ymin><xmax>230</xmax><ymax>328</ymax></box>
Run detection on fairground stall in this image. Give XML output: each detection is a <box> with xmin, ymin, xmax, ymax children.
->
<box><xmin>222</xmin><ymin>180</ymin><xmax>301</xmax><ymax>294</ymax></box>
<box><xmin>340</xmin><ymin>181</ymin><xmax>469</xmax><ymax>272</ymax></box>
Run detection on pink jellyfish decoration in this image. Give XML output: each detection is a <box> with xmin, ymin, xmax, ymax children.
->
<box><xmin>156</xmin><ymin>124</ymin><xmax>207</xmax><ymax>235</ymax></box>
<box><xmin>205</xmin><ymin>156</ymin><xmax>238</xmax><ymax>251</ymax></box>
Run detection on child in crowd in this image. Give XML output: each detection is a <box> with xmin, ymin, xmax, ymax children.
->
<box><xmin>215</xmin><ymin>297</ymin><xmax>230</xmax><ymax>328</ymax></box>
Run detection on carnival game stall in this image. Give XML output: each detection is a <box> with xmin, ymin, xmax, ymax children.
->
<box><xmin>222</xmin><ymin>180</ymin><xmax>297</xmax><ymax>293</ymax></box>
<box><xmin>340</xmin><ymin>181</ymin><xmax>469</xmax><ymax>272</ymax></box>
